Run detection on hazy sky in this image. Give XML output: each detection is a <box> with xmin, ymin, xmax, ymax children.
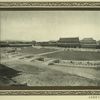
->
<box><xmin>0</xmin><ymin>11</ymin><xmax>100</xmax><ymax>41</ymax></box>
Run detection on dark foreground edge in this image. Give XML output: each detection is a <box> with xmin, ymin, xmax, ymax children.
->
<box><xmin>0</xmin><ymin>1</ymin><xmax>100</xmax><ymax>10</ymax></box>
<box><xmin>0</xmin><ymin>1</ymin><xmax>100</xmax><ymax>95</ymax></box>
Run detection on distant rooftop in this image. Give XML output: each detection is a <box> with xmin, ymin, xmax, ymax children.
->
<box><xmin>81</xmin><ymin>38</ymin><xmax>96</xmax><ymax>44</ymax></box>
<box><xmin>58</xmin><ymin>37</ymin><xmax>80</xmax><ymax>43</ymax></box>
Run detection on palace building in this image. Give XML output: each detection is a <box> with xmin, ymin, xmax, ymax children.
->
<box><xmin>57</xmin><ymin>37</ymin><xmax>80</xmax><ymax>48</ymax></box>
<box><xmin>80</xmin><ymin>38</ymin><xmax>97</xmax><ymax>48</ymax></box>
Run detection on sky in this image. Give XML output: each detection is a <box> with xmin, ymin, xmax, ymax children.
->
<box><xmin>0</xmin><ymin>11</ymin><xmax>100</xmax><ymax>41</ymax></box>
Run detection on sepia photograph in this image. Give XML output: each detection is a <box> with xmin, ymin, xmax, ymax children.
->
<box><xmin>0</xmin><ymin>3</ymin><xmax>100</xmax><ymax>92</ymax></box>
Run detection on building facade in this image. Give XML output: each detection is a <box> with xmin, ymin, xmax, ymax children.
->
<box><xmin>80</xmin><ymin>38</ymin><xmax>97</xmax><ymax>48</ymax></box>
<box><xmin>57</xmin><ymin>37</ymin><xmax>80</xmax><ymax>48</ymax></box>
<box><xmin>96</xmin><ymin>40</ymin><xmax>100</xmax><ymax>49</ymax></box>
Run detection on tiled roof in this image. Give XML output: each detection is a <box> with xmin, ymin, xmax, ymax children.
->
<box><xmin>58</xmin><ymin>37</ymin><xmax>79</xmax><ymax>43</ymax></box>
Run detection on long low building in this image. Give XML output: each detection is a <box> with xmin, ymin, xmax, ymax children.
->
<box><xmin>0</xmin><ymin>41</ymin><xmax>32</xmax><ymax>47</ymax></box>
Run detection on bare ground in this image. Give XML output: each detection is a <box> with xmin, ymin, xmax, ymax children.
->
<box><xmin>2</xmin><ymin>60</ymin><xmax>100</xmax><ymax>86</ymax></box>
<box><xmin>0</xmin><ymin>47</ymin><xmax>100</xmax><ymax>86</ymax></box>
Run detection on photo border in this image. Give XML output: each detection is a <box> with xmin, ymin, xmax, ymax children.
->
<box><xmin>0</xmin><ymin>1</ymin><xmax>100</xmax><ymax>95</ymax></box>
